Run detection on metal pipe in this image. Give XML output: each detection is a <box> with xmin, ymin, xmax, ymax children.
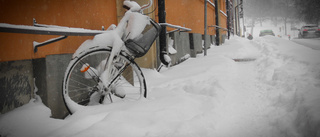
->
<box><xmin>159</xmin><ymin>23</ymin><xmax>192</xmax><ymax>31</ymax></box>
<box><xmin>158</xmin><ymin>0</ymin><xmax>169</xmax><ymax>66</ymax></box>
<box><xmin>241</xmin><ymin>4</ymin><xmax>245</xmax><ymax>37</ymax></box>
<box><xmin>215</xmin><ymin>0</ymin><xmax>220</xmax><ymax>46</ymax></box>
<box><xmin>208</xmin><ymin>25</ymin><xmax>228</xmax><ymax>31</ymax></box>
<box><xmin>204</xmin><ymin>0</ymin><xmax>207</xmax><ymax>56</ymax></box>
<box><xmin>234</xmin><ymin>1</ymin><xmax>243</xmax><ymax>36</ymax></box>
<box><xmin>234</xmin><ymin>6</ymin><xmax>238</xmax><ymax>36</ymax></box>
<box><xmin>0</xmin><ymin>23</ymin><xmax>103</xmax><ymax>36</ymax></box>
<box><xmin>226</xmin><ymin>0</ymin><xmax>230</xmax><ymax>39</ymax></box>
<box><xmin>207</xmin><ymin>0</ymin><xmax>215</xmax><ymax>7</ymax></box>
<box><xmin>33</xmin><ymin>35</ymin><xmax>67</xmax><ymax>52</ymax></box>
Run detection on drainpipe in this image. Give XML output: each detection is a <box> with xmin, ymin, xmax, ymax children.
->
<box><xmin>215</xmin><ymin>0</ymin><xmax>220</xmax><ymax>45</ymax></box>
<box><xmin>158</xmin><ymin>0</ymin><xmax>169</xmax><ymax>66</ymax></box>
<box><xmin>234</xmin><ymin>5</ymin><xmax>238</xmax><ymax>36</ymax></box>
<box><xmin>226</xmin><ymin>0</ymin><xmax>230</xmax><ymax>39</ymax></box>
<box><xmin>204</xmin><ymin>0</ymin><xmax>207</xmax><ymax>56</ymax></box>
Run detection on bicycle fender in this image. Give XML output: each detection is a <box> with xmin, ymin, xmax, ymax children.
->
<box><xmin>72</xmin><ymin>31</ymin><xmax>117</xmax><ymax>59</ymax></box>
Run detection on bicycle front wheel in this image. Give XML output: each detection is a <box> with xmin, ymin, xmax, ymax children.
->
<box><xmin>62</xmin><ymin>48</ymin><xmax>147</xmax><ymax>114</ymax></box>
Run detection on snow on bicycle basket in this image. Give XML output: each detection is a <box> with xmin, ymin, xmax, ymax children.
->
<box><xmin>124</xmin><ymin>18</ymin><xmax>160</xmax><ymax>58</ymax></box>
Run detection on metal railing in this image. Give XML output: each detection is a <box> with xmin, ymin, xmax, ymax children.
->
<box><xmin>208</xmin><ymin>25</ymin><xmax>228</xmax><ymax>31</ymax></box>
<box><xmin>159</xmin><ymin>23</ymin><xmax>191</xmax><ymax>34</ymax></box>
<box><xmin>0</xmin><ymin>19</ymin><xmax>106</xmax><ymax>52</ymax></box>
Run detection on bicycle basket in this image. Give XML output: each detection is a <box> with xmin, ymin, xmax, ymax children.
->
<box><xmin>124</xmin><ymin>19</ymin><xmax>161</xmax><ymax>58</ymax></box>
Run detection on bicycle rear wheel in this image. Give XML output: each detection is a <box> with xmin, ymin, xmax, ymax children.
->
<box><xmin>62</xmin><ymin>48</ymin><xmax>146</xmax><ymax>114</ymax></box>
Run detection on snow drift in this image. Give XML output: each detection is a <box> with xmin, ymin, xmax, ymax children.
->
<box><xmin>0</xmin><ymin>36</ymin><xmax>319</xmax><ymax>137</ymax></box>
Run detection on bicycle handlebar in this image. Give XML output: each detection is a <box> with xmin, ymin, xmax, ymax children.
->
<box><xmin>140</xmin><ymin>0</ymin><xmax>153</xmax><ymax>12</ymax></box>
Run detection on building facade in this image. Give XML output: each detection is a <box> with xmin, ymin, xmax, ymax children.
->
<box><xmin>0</xmin><ymin>0</ymin><xmax>228</xmax><ymax>118</ymax></box>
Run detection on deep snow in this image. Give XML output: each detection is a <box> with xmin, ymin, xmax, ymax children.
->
<box><xmin>1</xmin><ymin>36</ymin><xmax>320</xmax><ymax>137</ymax></box>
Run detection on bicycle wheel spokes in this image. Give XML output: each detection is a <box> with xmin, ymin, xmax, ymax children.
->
<box><xmin>110</xmin><ymin>59</ymin><xmax>144</xmax><ymax>102</ymax></box>
<box><xmin>66</xmin><ymin>52</ymin><xmax>108</xmax><ymax>106</ymax></box>
<box><xmin>63</xmin><ymin>49</ymin><xmax>146</xmax><ymax>114</ymax></box>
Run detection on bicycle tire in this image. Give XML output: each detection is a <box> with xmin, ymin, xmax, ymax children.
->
<box><xmin>62</xmin><ymin>48</ymin><xmax>147</xmax><ymax>114</ymax></box>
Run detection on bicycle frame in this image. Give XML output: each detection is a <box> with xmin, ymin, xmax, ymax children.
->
<box><xmin>72</xmin><ymin>0</ymin><xmax>154</xmax><ymax>97</ymax></box>
<box><xmin>62</xmin><ymin>0</ymin><xmax>191</xmax><ymax>113</ymax></box>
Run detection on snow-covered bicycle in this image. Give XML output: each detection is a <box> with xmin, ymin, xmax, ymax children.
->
<box><xmin>62</xmin><ymin>0</ymin><xmax>159</xmax><ymax>114</ymax></box>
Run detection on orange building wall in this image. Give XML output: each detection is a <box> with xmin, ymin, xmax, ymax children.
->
<box><xmin>165</xmin><ymin>0</ymin><xmax>217</xmax><ymax>35</ymax></box>
<box><xmin>220</xmin><ymin>12</ymin><xmax>227</xmax><ymax>34</ymax></box>
<box><xmin>0</xmin><ymin>0</ymin><xmax>228</xmax><ymax>62</ymax></box>
<box><xmin>0</xmin><ymin>0</ymin><xmax>117</xmax><ymax>62</ymax></box>
<box><xmin>219</xmin><ymin>0</ymin><xmax>227</xmax><ymax>35</ymax></box>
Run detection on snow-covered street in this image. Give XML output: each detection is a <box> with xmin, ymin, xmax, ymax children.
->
<box><xmin>1</xmin><ymin>36</ymin><xmax>320</xmax><ymax>137</ymax></box>
<box><xmin>292</xmin><ymin>38</ymin><xmax>320</xmax><ymax>50</ymax></box>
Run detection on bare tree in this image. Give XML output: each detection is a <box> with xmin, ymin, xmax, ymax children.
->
<box><xmin>269</xmin><ymin>0</ymin><xmax>295</xmax><ymax>35</ymax></box>
<box><xmin>244</xmin><ymin>0</ymin><xmax>273</xmax><ymax>26</ymax></box>
<box><xmin>244</xmin><ymin>0</ymin><xmax>274</xmax><ymax>35</ymax></box>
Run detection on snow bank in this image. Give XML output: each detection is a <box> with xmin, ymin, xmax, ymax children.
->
<box><xmin>252</xmin><ymin>36</ymin><xmax>320</xmax><ymax>136</ymax></box>
<box><xmin>0</xmin><ymin>98</ymin><xmax>64</xmax><ymax>137</ymax></box>
<box><xmin>1</xmin><ymin>36</ymin><xmax>319</xmax><ymax>137</ymax></box>
<box><xmin>212</xmin><ymin>37</ymin><xmax>261</xmax><ymax>60</ymax></box>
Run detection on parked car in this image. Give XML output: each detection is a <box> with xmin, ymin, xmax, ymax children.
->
<box><xmin>298</xmin><ymin>24</ymin><xmax>320</xmax><ymax>38</ymax></box>
<box><xmin>259</xmin><ymin>30</ymin><xmax>275</xmax><ymax>37</ymax></box>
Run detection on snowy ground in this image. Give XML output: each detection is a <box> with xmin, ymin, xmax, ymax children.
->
<box><xmin>292</xmin><ymin>38</ymin><xmax>320</xmax><ymax>50</ymax></box>
<box><xmin>1</xmin><ymin>36</ymin><xmax>320</xmax><ymax>137</ymax></box>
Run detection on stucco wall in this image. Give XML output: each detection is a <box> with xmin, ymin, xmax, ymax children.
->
<box><xmin>0</xmin><ymin>0</ymin><xmax>117</xmax><ymax>62</ymax></box>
